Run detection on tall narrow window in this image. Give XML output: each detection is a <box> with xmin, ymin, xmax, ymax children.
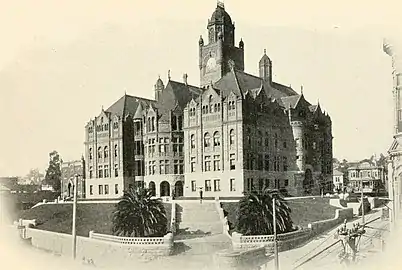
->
<box><xmin>283</xmin><ymin>157</ymin><xmax>288</xmax><ymax>171</ymax></box>
<box><xmin>172</xmin><ymin>115</ymin><xmax>177</xmax><ymax>130</ymax></box>
<box><xmin>98</xmin><ymin>185</ymin><xmax>104</xmax><ymax>195</ymax></box>
<box><xmin>213</xmin><ymin>132</ymin><xmax>220</xmax><ymax>147</ymax></box>
<box><xmin>89</xmin><ymin>148</ymin><xmax>93</xmax><ymax>160</ymax></box>
<box><xmin>191</xmin><ymin>134</ymin><xmax>196</xmax><ymax>149</ymax></box>
<box><xmin>104</xmin><ymin>165</ymin><xmax>109</xmax><ymax>178</ymax></box>
<box><xmin>114</xmin><ymin>164</ymin><xmax>118</xmax><ymax>177</ymax></box>
<box><xmin>230</xmin><ymin>154</ymin><xmax>236</xmax><ymax>170</ymax></box>
<box><xmin>205</xmin><ymin>180</ymin><xmax>212</xmax><ymax>191</ymax></box>
<box><xmin>98</xmin><ymin>165</ymin><xmax>103</xmax><ymax>178</ymax></box>
<box><xmin>114</xmin><ymin>144</ymin><xmax>118</xmax><ymax>158</ymax></box>
<box><xmin>204</xmin><ymin>133</ymin><xmax>211</xmax><ymax>148</ymax></box>
<box><xmin>104</xmin><ymin>185</ymin><xmax>109</xmax><ymax>195</ymax></box>
<box><xmin>214</xmin><ymin>179</ymin><xmax>221</xmax><ymax>191</ymax></box>
<box><xmin>264</xmin><ymin>155</ymin><xmax>270</xmax><ymax>171</ymax></box>
<box><xmin>89</xmin><ymin>185</ymin><xmax>93</xmax><ymax>195</ymax></box>
<box><xmin>104</xmin><ymin>146</ymin><xmax>108</xmax><ymax>159</ymax></box>
<box><xmin>204</xmin><ymin>156</ymin><xmax>211</xmax><ymax>171</ymax></box>
<box><xmin>191</xmin><ymin>181</ymin><xmax>197</xmax><ymax>192</ymax></box>
<box><xmin>213</xmin><ymin>155</ymin><xmax>221</xmax><ymax>171</ymax></box>
<box><xmin>89</xmin><ymin>167</ymin><xmax>93</xmax><ymax>179</ymax></box>
<box><xmin>229</xmin><ymin>129</ymin><xmax>235</xmax><ymax>145</ymax></box>
<box><xmin>178</xmin><ymin>116</ymin><xmax>183</xmax><ymax>130</ymax></box>
<box><xmin>191</xmin><ymin>157</ymin><xmax>196</xmax><ymax>172</ymax></box>
<box><xmin>230</xmin><ymin>179</ymin><xmax>236</xmax><ymax>191</ymax></box>
<box><xmin>115</xmin><ymin>184</ymin><xmax>119</xmax><ymax>194</ymax></box>
<box><xmin>98</xmin><ymin>147</ymin><xmax>102</xmax><ymax>159</ymax></box>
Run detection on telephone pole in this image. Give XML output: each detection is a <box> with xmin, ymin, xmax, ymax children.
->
<box><xmin>273</xmin><ymin>197</ymin><xmax>279</xmax><ymax>270</ymax></box>
<box><xmin>361</xmin><ymin>179</ymin><xmax>365</xmax><ymax>225</ymax></box>
<box><xmin>71</xmin><ymin>174</ymin><xmax>79</xmax><ymax>259</ymax></box>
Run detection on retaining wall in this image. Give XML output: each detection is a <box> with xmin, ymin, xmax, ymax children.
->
<box><xmin>24</xmin><ymin>228</ymin><xmax>173</xmax><ymax>267</ymax></box>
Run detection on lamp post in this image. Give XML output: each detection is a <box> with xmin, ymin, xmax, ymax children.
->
<box><xmin>71</xmin><ymin>174</ymin><xmax>79</xmax><ymax>259</ymax></box>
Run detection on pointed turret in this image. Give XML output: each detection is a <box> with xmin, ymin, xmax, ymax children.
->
<box><xmin>134</xmin><ymin>103</ymin><xmax>143</xmax><ymax>120</ymax></box>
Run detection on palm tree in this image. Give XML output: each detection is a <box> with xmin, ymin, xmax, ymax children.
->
<box><xmin>112</xmin><ymin>187</ymin><xmax>168</xmax><ymax>237</ymax></box>
<box><xmin>235</xmin><ymin>189</ymin><xmax>293</xmax><ymax>236</ymax></box>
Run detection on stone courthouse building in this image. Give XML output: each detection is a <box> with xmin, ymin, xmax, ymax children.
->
<box><xmin>84</xmin><ymin>2</ymin><xmax>333</xmax><ymax>199</ymax></box>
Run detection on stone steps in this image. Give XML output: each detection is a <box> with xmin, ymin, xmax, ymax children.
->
<box><xmin>176</xmin><ymin>202</ymin><xmax>223</xmax><ymax>236</ymax></box>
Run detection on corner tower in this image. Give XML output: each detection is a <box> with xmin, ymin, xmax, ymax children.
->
<box><xmin>199</xmin><ymin>1</ymin><xmax>245</xmax><ymax>88</ymax></box>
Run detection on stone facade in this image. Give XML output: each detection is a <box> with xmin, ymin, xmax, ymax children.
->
<box><xmin>60</xmin><ymin>158</ymin><xmax>85</xmax><ymax>199</ymax></box>
<box><xmin>384</xmin><ymin>38</ymin><xmax>402</xmax><ymax>221</ymax></box>
<box><xmin>83</xmin><ymin>2</ymin><xmax>333</xmax><ymax>199</ymax></box>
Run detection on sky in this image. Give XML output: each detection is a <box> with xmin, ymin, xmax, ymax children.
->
<box><xmin>0</xmin><ymin>0</ymin><xmax>401</xmax><ymax>176</ymax></box>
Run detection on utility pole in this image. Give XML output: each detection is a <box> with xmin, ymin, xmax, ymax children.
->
<box><xmin>273</xmin><ymin>197</ymin><xmax>279</xmax><ymax>270</ymax></box>
<box><xmin>71</xmin><ymin>174</ymin><xmax>78</xmax><ymax>259</ymax></box>
<box><xmin>361</xmin><ymin>179</ymin><xmax>365</xmax><ymax>225</ymax></box>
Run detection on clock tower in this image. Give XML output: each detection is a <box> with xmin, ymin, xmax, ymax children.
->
<box><xmin>198</xmin><ymin>1</ymin><xmax>245</xmax><ymax>88</ymax></box>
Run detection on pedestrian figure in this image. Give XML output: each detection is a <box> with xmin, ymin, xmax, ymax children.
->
<box><xmin>199</xmin><ymin>189</ymin><xmax>203</xmax><ymax>204</ymax></box>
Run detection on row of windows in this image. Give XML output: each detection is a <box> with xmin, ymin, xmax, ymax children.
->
<box><xmin>195</xmin><ymin>153</ymin><xmax>236</xmax><ymax>172</ymax></box>
<box><xmin>146</xmin><ymin>137</ymin><xmax>184</xmax><ymax>155</ymax></box>
<box><xmin>201</xmin><ymin>103</ymin><xmax>221</xmax><ymax>114</ymax></box>
<box><xmin>245</xmin><ymin>154</ymin><xmax>288</xmax><ymax>172</ymax></box>
<box><xmin>89</xmin><ymin>145</ymin><xmax>118</xmax><ymax>160</ymax></box>
<box><xmin>89</xmin><ymin>184</ymin><xmax>119</xmax><ymax>195</ymax></box>
<box><xmin>246</xmin><ymin>178</ymin><xmax>289</xmax><ymax>191</ymax></box>
<box><xmin>88</xmin><ymin>164</ymin><xmax>119</xmax><ymax>179</ymax></box>
<box><xmin>147</xmin><ymin>160</ymin><xmax>184</xmax><ymax>175</ymax></box>
<box><xmin>190</xmin><ymin>179</ymin><xmax>236</xmax><ymax>192</ymax></box>
<box><xmin>190</xmin><ymin>130</ymin><xmax>236</xmax><ymax>150</ymax></box>
<box><xmin>349</xmin><ymin>170</ymin><xmax>381</xmax><ymax>178</ymax></box>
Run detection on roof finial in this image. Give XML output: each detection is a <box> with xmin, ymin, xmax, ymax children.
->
<box><xmin>217</xmin><ymin>0</ymin><xmax>225</xmax><ymax>9</ymax></box>
<box><xmin>264</xmin><ymin>49</ymin><xmax>266</xmax><ymax>55</ymax></box>
<box><xmin>301</xmin><ymin>85</ymin><xmax>304</xmax><ymax>95</ymax></box>
<box><xmin>168</xmin><ymin>70</ymin><xmax>171</xmax><ymax>81</ymax></box>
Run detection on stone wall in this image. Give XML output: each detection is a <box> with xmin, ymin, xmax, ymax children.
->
<box><xmin>232</xmin><ymin>228</ymin><xmax>312</xmax><ymax>253</ymax></box>
<box><xmin>24</xmin><ymin>228</ymin><xmax>173</xmax><ymax>267</ymax></box>
<box><xmin>231</xmin><ymin>208</ymin><xmax>353</xmax><ymax>253</ymax></box>
<box><xmin>308</xmin><ymin>208</ymin><xmax>353</xmax><ymax>235</ymax></box>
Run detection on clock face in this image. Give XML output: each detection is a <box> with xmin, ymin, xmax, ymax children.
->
<box><xmin>206</xmin><ymin>57</ymin><xmax>217</xmax><ymax>73</ymax></box>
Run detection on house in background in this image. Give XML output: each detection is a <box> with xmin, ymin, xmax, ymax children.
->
<box><xmin>347</xmin><ymin>160</ymin><xmax>387</xmax><ymax>194</ymax></box>
<box><xmin>60</xmin><ymin>158</ymin><xmax>86</xmax><ymax>199</ymax></box>
<box><xmin>332</xmin><ymin>169</ymin><xmax>345</xmax><ymax>192</ymax></box>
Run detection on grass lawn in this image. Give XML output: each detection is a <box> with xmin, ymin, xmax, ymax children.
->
<box><xmin>221</xmin><ymin>197</ymin><xmax>340</xmax><ymax>232</ymax></box>
<box><xmin>19</xmin><ymin>202</ymin><xmax>172</xmax><ymax>237</ymax></box>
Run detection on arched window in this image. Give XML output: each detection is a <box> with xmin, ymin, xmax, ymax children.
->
<box><xmin>147</xmin><ymin>117</ymin><xmax>151</xmax><ymax>131</ymax></box>
<box><xmin>229</xmin><ymin>129</ymin><xmax>235</xmax><ymax>145</ymax></box>
<box><xmin>191</xmin><ymin>134</ymin><xmax>196</xmax><ymax>149</ymax></box>
<box><xmin>214</xmin><ymin>104</ymin><xmax>217</xmax><ymax>112</ymax></box>
<box><xmin>104</xmin><ymin>146</ymin><xmax>108</xmax><ymax>158</ymax></box>
<box><xmin>247</xmin><ymin>128</ymin><xmax>251</xmax><ymax>145</ymax></box>
<box><xmin>89</xmin><ymin>148</ymin><xmax>93</xmax><ymax>160</ymax></box>
<box><xmin>172</xmin><ymin>115</ymin><xmax>177</xmax><ymax>130</ymax></box>
<box><xmin>209</xmin><ymin>95</ymin><xmax>213</xmax><ymax>103</ymax></box>
<box><xmin>204</xmin><ymin>132</ymin><xmax>211</xmax><ymax>148</ymax></box>
<box><xmin>151</xmin><ymin>117</ymin><xmax>155</xmax><ymax>131</ymax></box>
<box><xmin>114</xmin><ymin>144</ymin><xmax>118</xmax><ymax>158</ymax></box>
<box><xmin>274</xmin><ymin>133</ymin><xmax>278</xmax><ymax>148</ymax></box>
<box><xmin>257</xmin><ymin>131</ymin><xmax>262</xmax><ymax>145</ymax></box>
<box><xmin>98</xmin><ymin>147</ymin><xmax>102</xmax><ymax>159</ymax></box>
<box><xmin>213</xmin><ymin>131</ymin><xmax>220</xmax><ymax>146</ymax></box>
<box><xmin>264</xmin><ymin>132</ymin><xmax>269</xmax><ymax>147</ymax></box>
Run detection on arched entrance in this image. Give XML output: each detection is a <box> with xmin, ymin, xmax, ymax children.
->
<box><xmin>67</xmin><ymin>182</ymin><xmax>72</xmax><ymax>197</ymax></box>
<box><xmin>303</xmin><ymin>169</ymin><xmax>313</xmax><ymax>194</ymax></box>
<box><xmin>160</xmin><ymin>181</ymin><xmax>170</xmax><ymax>197</ymax></box>
<box><xmin>174</xmin><ymin>181</ymin><xmax>184</xmax><ymax>198</ymax></box>
<box><xmin>149</xmin><ymin>181</ymin><xmax>156</xmax><ymax>196</ymax></box>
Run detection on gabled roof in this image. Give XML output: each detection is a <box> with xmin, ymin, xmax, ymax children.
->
<box><xmin>157</xmin><ymin>80</ymin><xmax>203</xmax><ymax>113</ymax></box>
<box><xmin>333</xmin><ymin>169</ymin><xmax>344</xmax><ymax>176</ymax></box>
<box><xmin>106</xmin><ymin>94</ymin><xmax>156</xmax><ymax>117</ymax></box>
<box><xmin>213</xmin><ymin>69</ymin><xmax>299</xmax><ymax>102</ymax></box>
<box><xmin>280</xmin><ymin>95</ymin><xmax>301</xmax><ymax>109</ymax></box>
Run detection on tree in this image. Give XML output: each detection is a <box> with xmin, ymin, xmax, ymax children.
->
<box><xmin>26</xmin><ymin>168</ymin><xmax>44</xmax><ymax>185</ymax></box>
<box><xmin>235</xmin><ymin>189</ymin><xmax>294</xmax><ymax>236</ymax></box>
<box><xmin>44</xmin><ymin>151</ymin><xmax>62</xmax><ymax>192</ymax></box>
<box><xmin>112</xmin><ymin>187</ymin><xmax>168</xmax><ymax>237</ymax></box>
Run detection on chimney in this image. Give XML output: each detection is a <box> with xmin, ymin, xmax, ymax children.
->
<box><xmin>183</xmin><ymin>73</ymin><xmax>188</xmax><ymax>85</ymax></box>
